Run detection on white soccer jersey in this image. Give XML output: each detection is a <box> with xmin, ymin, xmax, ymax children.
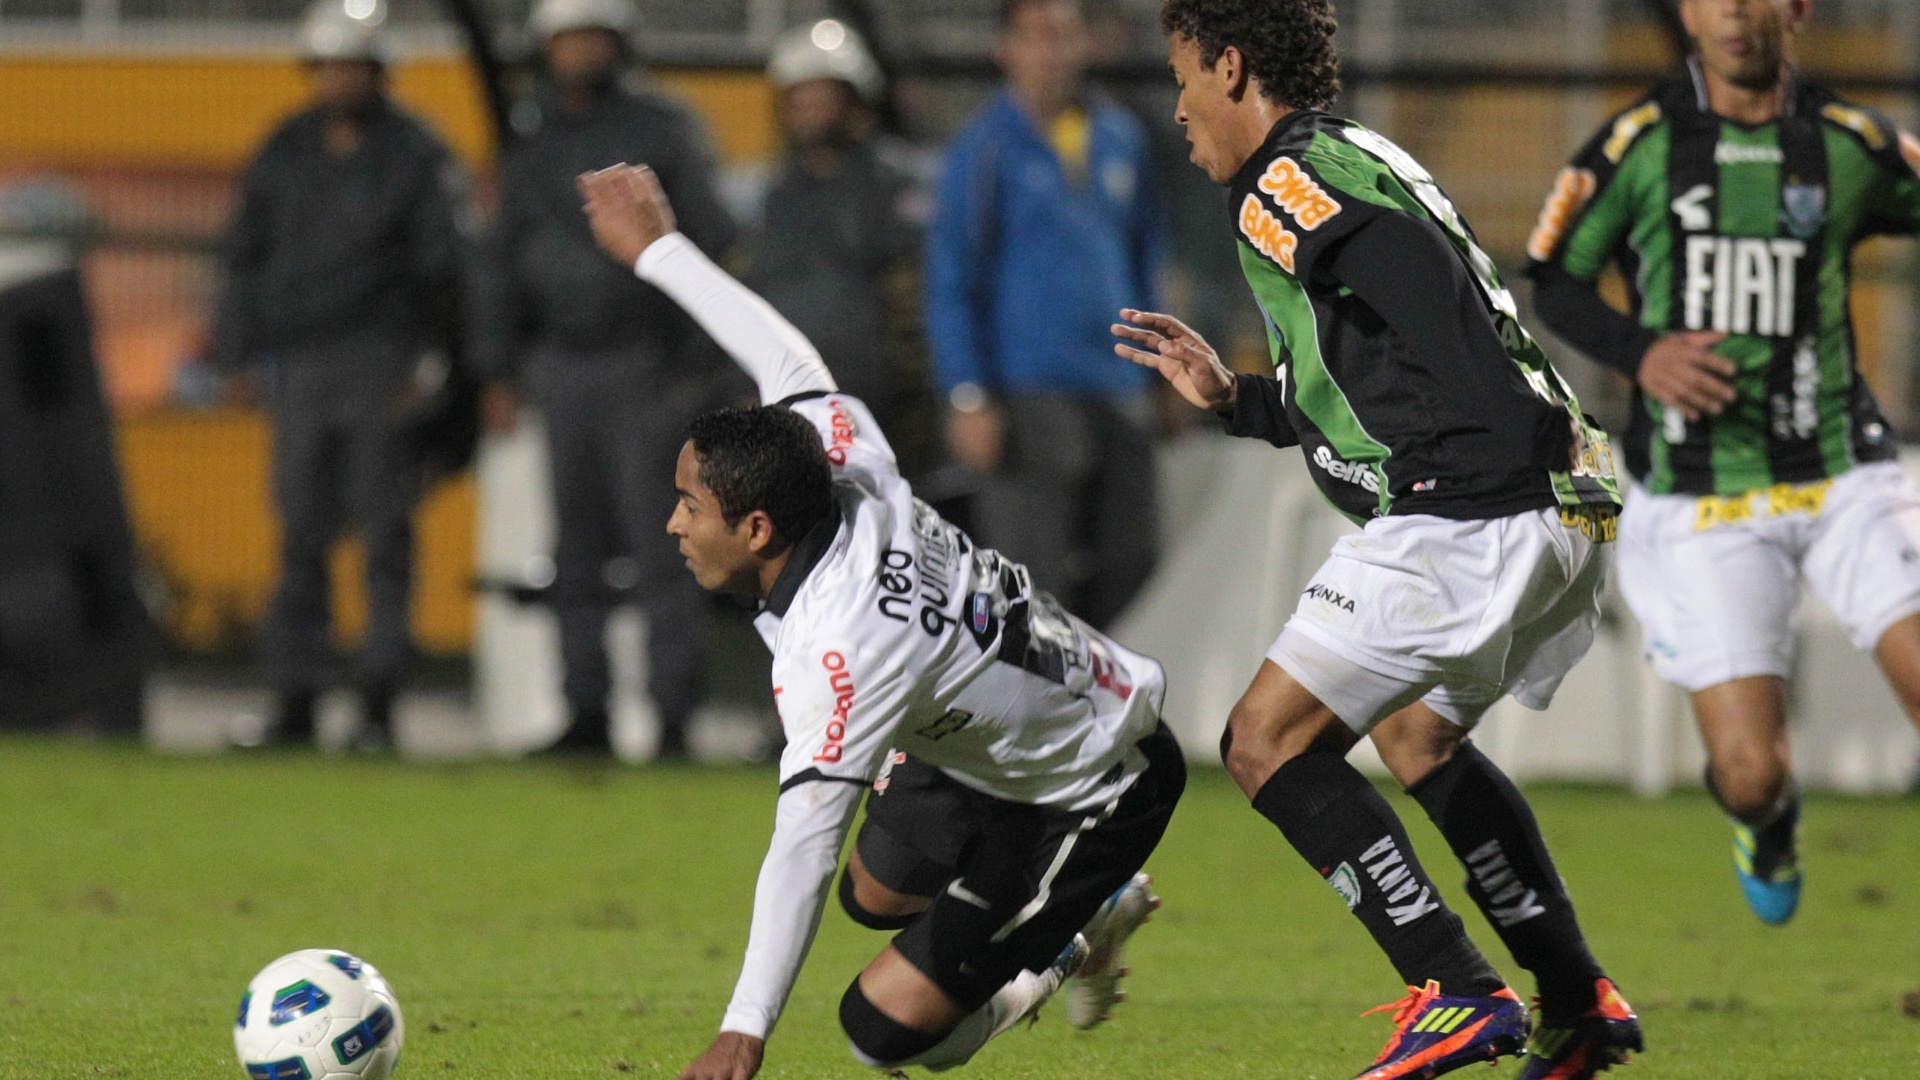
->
<box><xmin>635</xmin><ymin>233</ymin><xmax>1166</xmax><ymax>1042</ymax></box>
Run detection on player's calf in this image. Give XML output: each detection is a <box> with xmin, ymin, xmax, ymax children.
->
<box><xmin>840</xmin><ymin>938</ymin><xmax>1088</xmax><ymax>1072</ymax></box>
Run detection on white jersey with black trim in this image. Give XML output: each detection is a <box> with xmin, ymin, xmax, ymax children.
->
<box><xmin>759</xmin><ymin>388</ymin><xmax>1165</xmax><ymax>810</ymax></box>
<box><xmin>635</xmin><ymin>232</ymin><xmax>1166</xmax><ymax>1042</ymax></box>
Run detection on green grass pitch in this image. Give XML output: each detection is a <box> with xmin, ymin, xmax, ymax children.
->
<box><xmin>4</xmin><ymin>737</ymin><xmax>1918</xmax><ymax>1079</ymax></box>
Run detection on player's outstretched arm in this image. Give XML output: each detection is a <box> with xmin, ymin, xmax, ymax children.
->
<box><xmin>683</xmin><ymin>776</ymin><xmax>864</xmax><ymax>1080</ymax></box>
<box><xmin>578</xmin><ymin>164</ymin><xmax>835</xmax><ymax>404</ymax></box>
<box><xmin>1111</xmin><ymin>308</ymin><xmax>1237</xmax><ymax>410</ymax></box>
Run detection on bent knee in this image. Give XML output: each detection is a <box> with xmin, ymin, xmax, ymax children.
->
<box><xmin>1222</xmin><ymin>700</ymin><xmax>1344</xmax><ymax>793</ymax></box>
<box><xmin>838</xmin><ymin>867</ymin><xmax>923</xmax><ymax>931</ymax></box>
<box><xmin>840</xmin><ymin>981</ymin><xmax>943</xmax><ymax>1067</ymax></box>
<box><xmin>1708</xmin><ymin>756</ymin><xmax>1789</xmax><ymax>815</ymax></box>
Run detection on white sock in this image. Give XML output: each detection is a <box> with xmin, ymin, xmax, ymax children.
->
<box><xmin>905</xmin><ymin>968</ymin><xmax>1057</xmax><ymax>1072</ymax></box>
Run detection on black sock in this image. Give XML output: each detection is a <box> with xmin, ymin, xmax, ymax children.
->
<box><xmin>1408</xmin><ymin>742</ymin><xmax>1604</xmax><ymax>1020</ymax></box>
<box><xmin>1705</xmin><ymin>769</ymin><xmax>1801</xmax><ymax>878</ymax></box>
<box><xmin>1252</xmin><ymin>749</ymin><xmax>1503</xmax><ymax>996</ymax></box>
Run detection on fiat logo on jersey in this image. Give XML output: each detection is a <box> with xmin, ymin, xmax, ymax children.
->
<box><xmin>826</xmin><ymin>399</ymin><xmax>857</xmax><ymax>465</ymax></box>
<box><xmin>817</xmin><ymin>650</ymin><xmax>855</xmax><ymax>763</ymax></box>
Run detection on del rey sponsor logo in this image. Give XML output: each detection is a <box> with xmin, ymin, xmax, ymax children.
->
<box><xmin>1526</xmin><ymin>166</ymin><xmax>1596</xmax><ymax>262</ymax></box>
<box><xmin>1256</xmin><ymin>157</ymin><xmax>1342</xmax><ymax>230</ymax></box>
<box><xmin>816</xmin><ymin>650</ymin><xmax>854</xmax><ymax>763</ymax></box>
<box><xmin>1238</xmin><ymin>193</ymin><xmax>1298</xmax><ymax>272</ymax></box>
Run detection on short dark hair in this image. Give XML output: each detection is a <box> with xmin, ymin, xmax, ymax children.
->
<box><xmin>686</xmin><ymin>406</ymin><xmax>833</xmax><ymax>544</ymax></box>
<box><xmin>1160</xmin><ymin>0</ymin><xmax>1341</xmax><ymax>111</ymax></box>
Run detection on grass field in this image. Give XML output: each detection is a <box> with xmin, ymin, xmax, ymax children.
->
<box><xmin>4</xmin><ymin>737</ymin><xmax>1919</xmax><ymax>1079</ymax></box>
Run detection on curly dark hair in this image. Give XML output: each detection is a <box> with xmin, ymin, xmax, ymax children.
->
<box><xmin>1160</xmin><ymin>0</ymin><xmax>1341</xmax><ymax>111</ymax></box>
<box><xmin>686</xmin><ymin>406</ymin><xmax>833</xmax><ymax>544</ymax></box>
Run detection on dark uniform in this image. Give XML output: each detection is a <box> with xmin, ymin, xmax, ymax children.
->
<box><xmin>745</xmin><ymin>140</ymin><xmax>932</xmax><ymax>474</ymax></box>
<box><xmin>215</xmin><ymin>95</ymin><xmax>467</xmax><ymax>705</ymax></box>
<box><xmin>1225</xmin><ymin>110</ymin><xmax>1619</xmax><ymax>523</ymax></box>
<box><xmin>1528</xmin><ymin>64</ymin><xmax>1918</xmax><ymax>494</ymax></box>
<box><xmin>472</xmin><ymin>80</ymin><xmax>735</xmax><ymax>753</ymax></box>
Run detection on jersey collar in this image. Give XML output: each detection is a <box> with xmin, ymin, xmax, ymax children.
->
<box><xmin>761</xmin><ymin>503</ymin><xmax>844</xmax><ymax>618</ymax></box>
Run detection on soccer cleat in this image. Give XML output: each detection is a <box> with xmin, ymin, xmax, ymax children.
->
<box><xmin>1351</xmin><ymin>980</ymin><xmax>1528</xmax><ymax>1080</ymax></box>
<box><xmin>1733</xmin><ymin>819</ymin><xmax>1802</xmax><ymax>925</ymax></box>
<box><xmin>1517</xmin><ymin>977</ymin><xmax>1643</xmax><ymax>1080</ymax></box>
<box><xmin>1004</xmin><ymin>934</ymin><xmax>1090</xmax><ymax>1032</ymax></box>
<box><xmin>1065</xmin><ymin>873</ymin><xmax>1160</xmax><ymax>1029</ymax></box>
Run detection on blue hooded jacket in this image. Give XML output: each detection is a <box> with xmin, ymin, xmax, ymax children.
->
<box><xmin>926</xmin><ymin>90</ymin><xmax>1164</xmax><ymax>398</ymax></box>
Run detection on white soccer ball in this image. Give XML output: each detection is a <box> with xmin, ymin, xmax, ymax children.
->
<box><xmin>234</xmin><ymin>949</ymin><xmax>405</xmax><ymax>1080</ymax></box>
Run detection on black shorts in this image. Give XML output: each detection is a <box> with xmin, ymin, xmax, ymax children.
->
<box><xmin>853</xmin><ymin>723</ymin><xmax>1185</xmax><ymax>1011</ymax></box>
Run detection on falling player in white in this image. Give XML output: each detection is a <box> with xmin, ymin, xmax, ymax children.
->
<box><xmin>577</xmin><ymin>165</ymin><xmax>1187</xmax><ymax>1080</ymax></box>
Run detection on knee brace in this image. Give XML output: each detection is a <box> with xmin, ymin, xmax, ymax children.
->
<box><xmin>839</xmin><ymin>981</ymin><xmax>943</xmax><ymax>1067</ymax></box>
<box><xmin>838</xmin><ymin>868</ymin><xmax>918</xmax><ymax>931</ymax></box>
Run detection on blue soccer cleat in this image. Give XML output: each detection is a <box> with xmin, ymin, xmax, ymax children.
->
<box><xmin>1065</xmin><ymin>873</ymin><xmax>1160</xmax><ymax>1029</ymax></box>
<box><xmin>1351</xmin><ymin>980</ymin><xmax>1528</xmax><ymax>1080</ymax></box>
<box><xmin>1733</xmin><ymin>818</ymin><xmax>1802</xmax><ymax>926</ymax></box>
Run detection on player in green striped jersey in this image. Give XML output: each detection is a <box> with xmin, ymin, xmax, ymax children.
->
<box><xmin>1111</xmin><ymin>3</ymin><xmax>1638</xmax><ymax>1078</ymax></box>
<box><xmin>1529</xmin><ymin>0</ymin><xmax>1920</xmax><ymax>928</ymax></box>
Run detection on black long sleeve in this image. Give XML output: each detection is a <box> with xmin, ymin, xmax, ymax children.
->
<box><xmin>1218</xmin><ymin>372</ymin><xmax>1300</xmax><ymax>448</ymax></box>
<box><xmin>1328</xmin><ymin>211</ymin><xmax>1572</xmax><ymax>471</ymax></box>
<box><xmin>1528</xmin><ymin>263</ymin><xmax>1660</xmax><ymax>380</ymax></box>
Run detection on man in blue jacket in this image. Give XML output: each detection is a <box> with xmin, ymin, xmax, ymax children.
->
<box><xmin>926</xmin><ymin>0</ymin><xmax>1165</xmax><ymax>628</ymax></box>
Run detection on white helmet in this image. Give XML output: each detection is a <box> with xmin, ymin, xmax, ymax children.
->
<box><xmin>528</xmin><ymin>0</ymin><xmax>636</xmax><ymax>41</ymax></box>
<box><xmin>300</xmin><ymin>0</ymin><xmax>389</xmax><ymax>63</ymax></box>
<box><xmin>767</xmin><ymin>19</ymin><xmax>883</xmax><ymax>103</ymax></box>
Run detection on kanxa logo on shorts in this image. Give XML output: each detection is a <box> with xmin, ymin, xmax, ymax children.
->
<box><xmin>1302</xmin><ymin>583</ymin><xmax>1356</xmax><ymax>613</ymax></box>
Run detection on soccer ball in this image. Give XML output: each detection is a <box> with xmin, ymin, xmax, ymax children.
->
<box><xmin>234</xmin><ymin>949</ymin><xmax>405</xmax><ymax>1080</ymax></box>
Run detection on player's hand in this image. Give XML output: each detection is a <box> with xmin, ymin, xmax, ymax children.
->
<box><xmin>1111</xmin><ymin>308</ymin><xmax>1238</xmax><ymax>411</ymax></box>
<box><xmin>577</xmin><ymin>163</ymin><xmax>677</xmax><ymax>268</ymax></box>
<box><xmin>948</xmin><ymin>402</ymin><xmax>1005</xmax><ymax>473</ymax></box>
<box><xmin>1637</xmin><ymin>331</ymin><xmax>1734</xmax><ymax>422</ymax></box>
<box><xmin>678</xmin><ymin>1031</ymin><xmax>764</xmax><ymax>1080</ymax></box>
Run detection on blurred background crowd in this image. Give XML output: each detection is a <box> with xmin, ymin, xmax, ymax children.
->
<box><xmin>2</xmin><ymin>0</ymin><xmax>1917</xmax><ymax>768</ymax></box>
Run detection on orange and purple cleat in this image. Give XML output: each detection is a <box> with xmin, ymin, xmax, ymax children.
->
<box><xmin>1351</xmin><ymin>980</ymin><xmax>1529</xmax><ymax>1080</ymax></box>
<box><xmin>1517</xmin><ymin>977</ymin><xmax>1643</xmax><ymax>1080</ymax></box>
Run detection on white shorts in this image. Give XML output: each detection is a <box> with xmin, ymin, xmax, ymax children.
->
<box><xmin>1617</xmin><ymin>461</ymin><xmax>1920</xmax><ymax>692</ymax></box>
<box><xmin>1267</xmin><ymin>506</ymin><xmax>1611</xmax><ymax>733</ymax></box>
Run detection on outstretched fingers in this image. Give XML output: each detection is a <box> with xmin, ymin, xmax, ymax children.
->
<box><xmin>1111</xmin><ymin>322</ymin><xmax>1170</xmax><ymax>367</ymax></box>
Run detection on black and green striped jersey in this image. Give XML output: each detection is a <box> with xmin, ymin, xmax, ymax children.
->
<box><xmin>1527</xmin><ymin>62</ymin><xmax>1920</xmax><ymax>496</ymax></box>
<box><xmin>1226</xmin><ymin>110</ymin><xmax>1620</xmax><ymax>527</ymax></box>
